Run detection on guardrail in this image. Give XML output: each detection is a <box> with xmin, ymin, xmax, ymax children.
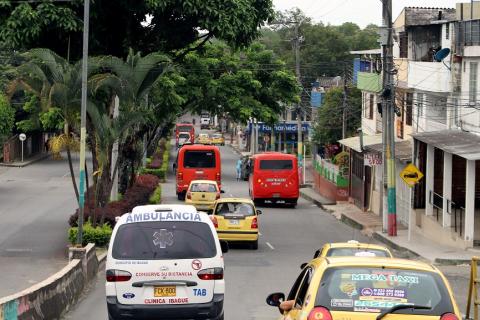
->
<box><xmin>429</xmin><ymin>191</ymin><xmax>444</xmax><ymax>223</ymax></box>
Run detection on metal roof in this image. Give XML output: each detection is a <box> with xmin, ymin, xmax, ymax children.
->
<box><xmin>365</xmin><ymin>140</ymin><xmax>413</xmax><ymax>163</ymax></box>
<box><xmin>413</xmin><ymin>130</ymin><xmax>480</xmax><ymax>160</ymax></box>
<box><xmin>338</xmin><ymin>134</ymin><xmax>383</xmax><ymax>153</ymax></box>
<box><xmin>350</xmin><ymin>49</ymin><xmax>382</xmax><ymax>55</ymax></box>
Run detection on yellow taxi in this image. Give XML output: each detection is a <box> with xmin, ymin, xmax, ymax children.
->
<box><xmin>185</xmin><ymin>180</ymin><xmax>220</xmax><ymax>211</ymax></box>
<box><xmin>314</xmin><ymin>240</ymin><xmax>393</xmax><ymax>258</ymax></box>
<box><xmin>197</xmin><ymin>133</ymin><xmax>211</xmax><ymax>144</ymax></box>
<box><xmin>267</xmin><ymin>257</ymin><xmax>460</xmax><ymax>320</ymax></box>
<box><xmin>211</xmin><ymin>133</ymin><xmax>225</xmax><ymax>146</ymax></box>
<box><xmin>211</xmin><ymin>198</ymin><xmax>261</xmax><ymax>250</ymax></box>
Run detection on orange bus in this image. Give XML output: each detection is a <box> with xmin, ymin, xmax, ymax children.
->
<box><xmin>249</xmin><ymin>153</ymin><xmax>299</xmax><ymax>207</ymax></box>
<box><xmin>175</xmin><ymin>144</ymin><xmax>221</xmax><ymax>200</ymax></box>
<box><xmin>175</xmin><ymin>123</ymin><xmax>195</xmax><ymax>148</ymax></box>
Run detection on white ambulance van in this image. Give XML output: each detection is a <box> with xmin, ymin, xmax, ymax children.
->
<box><xmin>105</xmin><ymin>205</ymin><xmax>227</xmax><ymax>320</ymax></box>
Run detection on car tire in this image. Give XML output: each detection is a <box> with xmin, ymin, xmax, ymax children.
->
<box><xmin>250</xmin><ymin>240</ymin><xmax>258</xmax><ymax>250</ymax></box>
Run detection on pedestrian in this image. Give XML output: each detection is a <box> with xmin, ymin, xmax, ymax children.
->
<box><xmin>236</xmin><ymin>158</ymin><xmax>242</xmax><ymax>181</ymax></box>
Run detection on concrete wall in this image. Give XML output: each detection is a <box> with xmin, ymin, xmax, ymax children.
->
<box><xmin>0</xmin><ymin>244</ymin><xmax>103</xmax><ymax>320</ymax></box>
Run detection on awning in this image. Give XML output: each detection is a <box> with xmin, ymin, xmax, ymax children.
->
<box><xmin>413</xmin><ymin>130</ymin><xmax>480</xmax><ymax>160</ymax></box>
<box><xmin>365</xmin><ymin>140</ymin><xmax>413</xmax><ymax>163</ymax></box>
<box><xmin>338</xmin><ymin>134</ymin><xmax>383</xmax><ymax>153</ymax></box>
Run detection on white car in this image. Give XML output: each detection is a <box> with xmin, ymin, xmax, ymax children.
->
<box><xmin>106</xmin><ymin>205</ymin><xmax>227</xmax><ymax>320</ymax></box>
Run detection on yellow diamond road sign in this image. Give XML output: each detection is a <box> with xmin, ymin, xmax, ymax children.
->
<box><xmin>400</xmin><ymin>163</ymin><xmax>424</xmax><ymax>187</ymax></box>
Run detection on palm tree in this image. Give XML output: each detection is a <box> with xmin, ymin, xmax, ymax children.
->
<box><xmin>7</xmin><ymin>49</ymin><xmax>96</xmax><ymax>202</ymax></box>
<box><xmin>89</xmin><ymin>49</ymin><xmax>171</xmax><ymax>200</ymax></box>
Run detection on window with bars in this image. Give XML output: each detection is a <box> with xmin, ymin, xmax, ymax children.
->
<box><xmin>369</xmin><ymin>94</ymin><xmax>374</xmax><ymax>120</ymax></box>
<box><xmin>399</xmin><ymin>32</ymin><xmax>408</xmax><ymax>58</ymax></box>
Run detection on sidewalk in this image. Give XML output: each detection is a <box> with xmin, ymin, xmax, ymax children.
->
<box><xmin>300</xmin><ymin>186</ymin><xmax>478</xmax><ymax>265</ymax></box>
<box><xmin>0</xmin><ymin>152</ymin><xmax>50</xmax><ymax>168</ymax></box>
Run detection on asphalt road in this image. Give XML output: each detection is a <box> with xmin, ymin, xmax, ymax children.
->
<box><xmin>64</xmin><ymin>137</ymin><xmax>378</xmax><ymax>320</ymax></box>
<box><xmin>0</xmin><ymin>154</ymin><xmax>86</xmax><ymax>297</ymax></box>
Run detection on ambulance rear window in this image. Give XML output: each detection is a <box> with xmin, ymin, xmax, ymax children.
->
<box><xmin>315</xmin><ymin>267</ymin><xmax>453</xmax><ymax>316</ymax></box>
<box><xmin>112</xmin><ymin>222</ymin><xmax>216</xmax><ymax>260</ymax></box>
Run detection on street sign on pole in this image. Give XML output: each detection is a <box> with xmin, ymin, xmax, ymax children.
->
<box><xmin>400</xmin><ymin>163</ymin><xmax>424</xmax><ymax>187</ymax></box>
<box><xmin>19</xmin><ymin>133</ymin><xmax>26</xmax><ymax>162</ymax></box>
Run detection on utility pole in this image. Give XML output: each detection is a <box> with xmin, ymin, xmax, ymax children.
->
<box><xmin>381</xmin><ymin>0</ymin><xmax>397</xmax><ymax>236</ymax></box>
<box><xmin>77</xmin><ymin>0</ymin><xmax>90</xmax><ymax>246</ymax></box>
<box><xmin>342</xmin><ymin>65</ymin><xmax>348</xmax><ymax>140</ymax></box>
<box><xmin>293</xmin><ymin>21</ymin><xmax>304</xmax><ymax>183</ymax></box>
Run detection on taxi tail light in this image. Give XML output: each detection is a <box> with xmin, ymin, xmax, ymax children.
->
<box><xmin>210</xmin><ymin>216</ymin><xmax>218</xmax><ymax>228</ymax></box>
<box><xmin>216</xmin><ymin>173</ymin><xmax>221</xmax><ymax>183</ymax></box>
<box><xmin>197</xmin><ymin>268</ymin><xmax>223</xmax><ymax>280</ymax></box>
<box><xmin>440</xmin><ymin>313</ymin><xmax>459</xmax><ymax>320</ymax></box>
<box><xmin>251</xmin><ymin>217</ymin><xmax>258</xmax><ymax>229</ymax></box>
<box><xmin>106</xmin><ymin>269</ymin><xmax>132</xmax><ymax>282</ymax></box>
<box><xmin>215</xmin><ymin>192</ymin><xmax>221</xmax><ymax>200</ymax></box>
<box><xmin>187</xmin><ymin>191</ymin><xmax>192</xmax><ymax>200</ymax></box>
<box><xmin>308</xmin><ymin>307</ymin><xmax>332</xmax><ymax>320</ymax></box>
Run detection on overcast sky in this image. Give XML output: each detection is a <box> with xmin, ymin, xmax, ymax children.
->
<box><xmin>273</xmin><ymin>0</ymin><xmax>459</xmax><ymax>27</ymax></box>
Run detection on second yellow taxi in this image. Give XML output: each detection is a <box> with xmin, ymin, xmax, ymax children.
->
<box><xmin>267</xmin><ymin>257</ymin><xmax>460</xmax><ymax>320</ymax></box>
<box><xmin>211</xmin><ymin>133</ymin><xmax>225</xmax><ymax>146</ymax></box>
<box><xmin>211</xmin><ymin>198</ymin><xmax>261</xmax><ymax>250</ymax></box>
<box><xmin>314</xmin><ymin>240</ymin><xmax>393</xmax><ymax>258</ymax></box>
<box><xmin>197</xmin><ymin>133</ymin><xmax>211</xmax><ymax>144</ymax></box>
<box><xmin>185</xmin><ymin>180</ymin><xmax>220</xmax><ymax>211</ymax></box>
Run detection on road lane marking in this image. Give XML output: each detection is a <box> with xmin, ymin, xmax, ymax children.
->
<box><xmin>266</xmin><ymin>242</ymin><xmax>275</xmax><ymax>250</ymax></box>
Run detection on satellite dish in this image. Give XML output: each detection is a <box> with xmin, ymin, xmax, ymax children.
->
<box><xmin>434</xmin><ymin>48</ymin><xmax>451</xmax><ymax>62</ymax></box>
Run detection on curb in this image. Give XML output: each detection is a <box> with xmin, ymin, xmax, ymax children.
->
<box><xmin>372</xmin><ymin>231</ymin><xmax>420</xmax><ymax>259</ymax></box>
<box><xmin>299</xmin><ymin>190</ymin><xmax>326</xmax><ymax>210</ymax></box>
<box><xmin>340</xmin><ymin>214</ymin><xmax>364</xmax><ymax>231</ymax></box>
<box><xmin>227</xmin><ymin>144</ymin><xmax>242</xmax><ymax>156</ymax></box>
<box><xmin>0</xmin><ymin>153</ymin><xmax>50</xmax><ymax>168</ymax></box>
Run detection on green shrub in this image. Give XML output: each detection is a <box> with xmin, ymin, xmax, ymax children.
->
<box><xmin>68</xmin><ymin>220</ymin><xmax>112</xmax><ymax>247</ymax></box>
<box><xmin>141</xmin><ymin>167</ymin><xmax>167</xmax><ymax>179</ymax></box>
<box><xmin>149</xmin><ymin>185</ymin><xmax>162</xmax><ymax>204</ymax></box>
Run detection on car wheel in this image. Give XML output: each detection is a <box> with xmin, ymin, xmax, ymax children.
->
<box><xmin>250</xmin><ymin>240</ymin><xmax>258</xmax><ymax>250</ymax></box>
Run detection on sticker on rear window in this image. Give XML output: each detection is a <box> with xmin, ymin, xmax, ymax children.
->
<box><xmin>153</xmin><ymin>229</ymin><xmax>174</xmax><ymax>248</ymax></box>
<box><xmin>351</xmin><ymin>274</ymin><xmax>419</xmax><ymax>284</ymax></box>
<box><xmin>331</xmin><ymin>299</ymin><xmax>353</xmax><ymax>308</ymax></box>
<box><xmin>360</xmin><ymin>288</ymin><xmax>407</xmax><ymax>299</ymax></box>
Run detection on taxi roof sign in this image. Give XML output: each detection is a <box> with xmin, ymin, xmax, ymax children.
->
<box><xmin>400</xmin><ymin>163</ymin><xmax>424</xmax><ymax>187</ymax></box>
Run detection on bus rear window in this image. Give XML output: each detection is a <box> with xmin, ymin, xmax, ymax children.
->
<box><xmin>259</xmin><ymin>160</ymin><xmax>293</xmax><ymax>170</ymax></box>
<box><xmin>184</xmin><ymin>151</ymin><xmax>216</xmax><ymax>168</ymax></box>
<box><xmin>177</xmin><ymin>126</ymin><xmax>192</xmax><ymax>132</ymax></box>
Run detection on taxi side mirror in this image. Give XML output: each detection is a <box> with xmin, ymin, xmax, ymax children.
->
<box><xmin>266</xmin><ymin>292</ymin><xmax>285</xmax><ymax>307</ymax></box>
<box><xmin>256</xmin><ymin>210</ymin><xmax>262</xmax><ymax>215</ymax></box>
<box><xmin>220</xmin><ymin>190</ymin><xmax>225</xmax><ymax>194</ymax></box>
<box><xmin>313</xmin><ymin>249</ymin><xmax>321</xmax><ymax>259</ymax></box>
<box><xmin>220</xmin><ymin>240</ymin><xmax>229</xmax><ymax>253</ymax></box>
<box><xmin>300</xmin><ymin>262</ymin><xmax>307</xmax><ymax>269</ymax></box>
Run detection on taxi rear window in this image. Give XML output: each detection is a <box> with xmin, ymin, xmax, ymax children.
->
<box><xmin>326</xmin><ymin>248</ymin><xmax>391</xmax><ymax>258</ymax></box>
<box><xmin>112</xmin><ymin>222</ymin><xmax>216</xmax><ymax>260</ymax></box>
<box><xmin>191</xmin><ymin>183</ymin><xmax>217</xmax><ymax>192</ymax></box>
<box><xmin>315</xmin><ymin>267</ymin><xmax>453</xmax><ymax>316</ymax></box>
<box><xmin>184</xmin><ymin>151</ymin><xmax>216</xmax><ymax>168</ymax></box>
<box><xmin>214</xmin><ymin>202</ymin><xmax>255</xmax><ymax>217</ymax></box>
<box><xmin>259</xmin><ymin>160</ymin><xmax>293</xmax><ymax>170</ymax></box>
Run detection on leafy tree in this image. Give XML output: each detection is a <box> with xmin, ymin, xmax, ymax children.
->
<box><xmin>312</xmin><ymin>86</ymin><xmax>362</xmax><ymax>145</ymax></box>
<box><xmin>0</xmin><ymin>0</ymin><xmax>274</xmax><ymax>58</ymax></box>
<box><xmin>0</xmin><ymin>93</ymin><xmax>14</xmax><ymax>137</ymax></box>
<box><xmin>179</xmin><ymin>42</ymin><xmax>300</xmax><ymax>123</ymax></box>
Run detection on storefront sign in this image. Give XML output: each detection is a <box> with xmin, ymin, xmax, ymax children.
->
<box><xmin>247</xmin><ymin>122</ymin><xmax>310</xmax><ymax>133</ymax></box>
<box><xmin>364</xmin><ymin>153</ymin><xmax>382</xmax><ymax>166</ymax></box>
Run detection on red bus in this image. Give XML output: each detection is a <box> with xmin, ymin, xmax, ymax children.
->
<box><xmin>249</xmin><ymin>152</ymin><xmax>299</xmax><ymax>207</ymax></box>
<box><xmin>175</xmin><ymin>144</ymin><xmax>221</xmax><ymax>200</ymax></box>
<box><xmin>175</xmin><ymin>123</ymin><xmax>195</xmax><ymax>148</ymax></box>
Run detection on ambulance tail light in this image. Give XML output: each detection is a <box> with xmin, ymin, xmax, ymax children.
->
<box><xmin>440</xmin><ymin>313</ymin><xmax>459</xmax><ymax>320</ymax></box>
<box><xmin>210</xmin><ymin>216</ymin><xmax>218</xmax><ymax>228</ymax></box>
<box><xmin>308</xmin><ymin>307</ymin><xmax>332</xmax><ymax>320</ymax></box>
<box><xmin>251</xmin><ymin>217</ymin><xmax>258</xmax><ymax>229</ymax></box>
<box><xmin>197</xmin><ymin>268</ymin><xmax>223</xmax><ymax>280</ymax></box>
<box><xmin>106</xmin><ymin>270</ymin><xmax>132</xmax><ymax>282</ymax></box>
